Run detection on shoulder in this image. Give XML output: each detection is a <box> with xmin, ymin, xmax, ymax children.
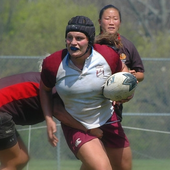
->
<box><xmin>120</xmin><ymin>35</ymin><xmax>135</xmax><ymax>47</ymax></box>
<box><xmin>93</xmin><ymin>44</ymin><xmax>122</xmax><ymax>73</ymax></box>
<box><xmin>43</xmin><ymin>49</ymin><xmax>67</xmax><ymax>65</ymax></box>
<box><xmin>0</xmin><ymin>72</ymin><xmax>40</xmax><ymax>89</ymax></box>
<box><xmin>93</xmin><ymin>44</ymin><xmax>119</xmax><ymax>58</ymax></box>
<box><xmin>41</xmin><ymin>49</ymin><xmax>67</xmax><ymax>88</ymax></box>
<box><xmin>42</xmin><ymin>49</ymin><xmax>67</xmax><ymax>73</ymax></box>
<box><xmin>119</xmin><ymin>34</ymin><xmax>140</xmax><ymax>56</ymax></box>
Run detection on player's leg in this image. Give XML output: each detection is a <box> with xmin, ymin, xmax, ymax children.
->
<box><xmin>100</xmin><ymin>113</ymin><xmax>132</xmax><ymax>170</ymax></box>
<box><xmin>0</xmin><ymin>113</ymin><xmax>29</xmax><ymax>170</ymax></box>
<box><xmin>16</xmin><ymin>135</ymin><xmax>30</xmax><ymax>170</ymax></box>
<box><xmin>61</xmin><ymin>123</ymin><xmax>112</xmax><ymax>170</ymax></box>
<box><xmin>106</xmin><ymin>146</ymin><xmax>132</xmax><ymax>170</ymax></box>
<box><xmin>0</xmin><ymin>133</ymin><xmax>29</xmax><ymax>170</ymax></box>
<box><xmin>77</xmin><ymin>138</ymin><xmax>112</xmax><ymax>170</ymax></box>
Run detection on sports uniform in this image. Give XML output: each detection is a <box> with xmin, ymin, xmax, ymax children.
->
<box><xmin>41</xmin><ymin>44</ymin><xmax>130</xmax><ymax>155</ymax></box>
<box><xmin>40</xmin><ymin>15</ymin><xmax>132</xmax><ymax>170</ymax></box>
<box><xmin>98</xmin><ymin>5</ymin><xmax>145</xmax><ymax>123</ymax></box>
<box><xmin>42</xmin><ymin>44</ymin><xmax>122</xmax><ymax>129</ymax></box>
<box><xmin>119</xmin><ymin>35</ymin><xmax>144</xmax><ymax>73</ymax></box>
<box><xmin>114</xmin><ymin>35</ymin><xmax>145</xmax><ymax>120</ymax></box>
<box><xmin>0</xmin><ymin>72</ymin><xmax>44</xmax><ymax>150</ymax></box>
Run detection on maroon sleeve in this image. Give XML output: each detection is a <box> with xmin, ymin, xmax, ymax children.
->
<box><xmin>93</xmin><ymin>44</ymin><xmax>122</xmax><ymax>74</ymax></box>
<box><xmin>41</xmin><ymin>49</ymin><xmax>67</xmax><ymax>88</ymax></box>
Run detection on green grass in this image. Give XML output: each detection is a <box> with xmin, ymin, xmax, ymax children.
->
<box><xmin>24</xmin><ymin>159</ymin><xmax>81</xmax><ymax>170</ymax></box>
<box><xmin>133</xmin><ymin>159</ymin><xmax>170</xmax><ymax>170</ymax></box>
<box><xmin>24</xmin><ymin>159</ymin><xmax>170</xmax><ymax>170</ymax></box>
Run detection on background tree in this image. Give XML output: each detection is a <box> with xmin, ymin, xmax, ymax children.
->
<box><xmin>0</xmin><ymin>0</ymin><xmax>170</xmax><ymax>57</ymax></box>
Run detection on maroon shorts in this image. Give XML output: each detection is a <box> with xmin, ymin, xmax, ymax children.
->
<box><xmin>61</xmin><ymin>113</ymin><xmax>130</xmax><ymax>156</ymax></box>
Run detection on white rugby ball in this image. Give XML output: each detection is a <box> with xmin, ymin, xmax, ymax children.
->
<box><xmin>103</xmin><ymin>72</ymin><xmax>137</xmax><ymax>101</ymax></box>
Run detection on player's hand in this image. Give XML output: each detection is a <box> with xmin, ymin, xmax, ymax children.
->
<box><xmin>129</xmin><ymin>69</ymin><xmax>136</xmax><ymax>77</ymax></box>
<box><xmin>129</xmin><ymin>70</ymin><xmax>139</xmax><ymax>83</ymax></box>
<box><xmin>46</xmin><ymin>118</ymin><xmax>59</xmax><ymax>147</ymax></box>
<box><xmin>88</xmin><ymin>128</ymin><xmax>103</xmax><ymax>139</ymax></box>
<box><xmin>114</xmin><ymin>93</ymin><xmax>134</xmax><ymax>104</ymax></box>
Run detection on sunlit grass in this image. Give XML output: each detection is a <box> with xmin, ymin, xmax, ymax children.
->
<box><xmin>23</xmin><ymin>159</ymin><xmax>170</xmax><ymax>170</ymax></box>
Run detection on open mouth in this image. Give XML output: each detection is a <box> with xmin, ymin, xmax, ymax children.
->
<box><xmin>70</xmin><ymin>47</ymin><xmax>79</xmax><ymax>51</ymax></box>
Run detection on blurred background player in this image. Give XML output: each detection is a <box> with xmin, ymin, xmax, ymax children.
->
<box><xmin>98</xmin><ymin>4</ymin><xmax>145</xmax><ymax>120</ymax></box>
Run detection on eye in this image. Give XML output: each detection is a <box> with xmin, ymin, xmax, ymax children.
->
<box><xmin>76</xmin><ymin>36</ymin><xmax>84</xmax><ymax>41</ymax></box>
<box><xmin>66</xmin><ymin>35</ymin><xmax>73</xmax><ymax>41</ymax></box>
<box><xmin>105</xmin><ymin>17</ymin><xmax>110</xmax><ymax>20</ymax></box>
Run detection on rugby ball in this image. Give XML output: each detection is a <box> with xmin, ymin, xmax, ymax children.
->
<box><xmin>103</xmin><ymin>72</ymin><xmax>137</xmax><ymax>101</ymax></box>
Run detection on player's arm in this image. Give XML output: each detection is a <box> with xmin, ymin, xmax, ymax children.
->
<box><xmin>39</xmin><ymin>80</ymin><xmax>58</xmax><ymax>147</ymax></box>
<box><xmin>53</xmin><ymin>93</ymin><xmax>87</xmax><ymax>132</ymax></box>
<box><xmin>121</xmin><ymin>62</ymin><xmax>129</xmax><ymax>72</ymax></box>
<box><xmin>129</xmin><ymin>70</ymin><xmax>144</xmax><ymax>82</ymax></box>
<box><xmin>53</xmin><ymin>94</ymin><xmax>103</xmax><ymax>139</ymax></box>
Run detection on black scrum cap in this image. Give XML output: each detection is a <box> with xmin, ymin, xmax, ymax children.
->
<box><xmin>65</xmin><ymin>16</ymin><xmax>95</xmax><ymax>45</ymax></box>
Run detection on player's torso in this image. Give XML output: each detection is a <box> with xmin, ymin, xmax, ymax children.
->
<box><xmin>118</xmin><ymin>36</ymin><xmax>132</xmax><ymax>67</ymax></box>
<box><xmin>0</xmin><ymin>72</ymin><xmax>44</xmax><ymax>125</ymax></box>
<box><xmin>55</xmin><ymin>49</ymin><xmax>114</xmax><ymax>128</ymax></box>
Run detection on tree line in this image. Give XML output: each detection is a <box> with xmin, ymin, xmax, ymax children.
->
<box><xmin>0</xmin><ymin>0</ymin><xmax>170</xmax><ymax>58</ymax></box>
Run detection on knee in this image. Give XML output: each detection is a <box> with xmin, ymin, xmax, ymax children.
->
<box><xmin>0</xmin><ymin>156</ymin><xmax>29</xmax><ymax>170</ymax></box>
<box><xmin>18</xmin><ymin>154</ymin><xmax>30</xmax><ymax>169</ymax></box>
<box><xmin>107</xmin><ymin>147</ymin><xmax>132</xmax><ymax>170</ymax></box>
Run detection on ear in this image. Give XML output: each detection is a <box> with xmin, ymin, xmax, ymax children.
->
<box><xmin>65</xmin><ymin>39</ymin><xmax>67</xmax><ymax>48</ymax></box>
<box><xmin>98</xmin><ymin>19</ymin><xmax>101</xmax><ymax>25</ymax></box>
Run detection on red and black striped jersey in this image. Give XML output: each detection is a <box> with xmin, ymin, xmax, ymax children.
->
<box><xmin>0</xmin><ymin>72</ymin><xmax>45</xmax><ymax>125</ymax></box>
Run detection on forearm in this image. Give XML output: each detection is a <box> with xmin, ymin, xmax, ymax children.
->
<box><xmin>55</xmin><ymin>110</ymin><xmax>87</xmax><ymax>132</ymax></box>
<box><xmin>135</xmin><ymin>72</ymin><xmax>144</xmax><ymax>82</ymax></box>
<box><xmin>121</xmin><ymin>62</ymin><xmax>129</xmax><ymax>72</ymax></box>
<box><xmin>129</xmin><ymin>70</ymin><xmax>144</xmax><ymax>82</ymax></box>
<box><xmin>39</xmin><ymin>80</ymin><xmax>53</xmax><ymax>120</ymax></box>
<box><xmin>40</xmin><ymin>80</ymin><xmax>58</xmax><ymax>146</ymax></box>
<box><xmin>53</xmin><ymin>101</ymin><xmax>103</xmax><ymax>138</ymax></box>
<box><xmin>52</xmin><ymin>94</ymin><xmax>87</xmax><ymax>132</ymax></box>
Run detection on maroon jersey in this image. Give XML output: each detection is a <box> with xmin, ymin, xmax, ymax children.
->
<box><xmin>0</xmin><ymin>72</ymin><xmax>44</xmax><ymax>125</ymax></box>
<box><xmin>119</xmin><ymin>35</ymin><xmax>145</xmax><ymax>72</ymax></box>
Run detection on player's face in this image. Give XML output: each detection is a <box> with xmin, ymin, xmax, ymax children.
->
<box><xmin>99</xmin><ymin>8</ymin><xmax>121</xmax><ymax>34</ymax></box>
<box><xmin>66</xmin><ymin>32</ymin><xmax>89</xmax><ymax>58</ymax></box>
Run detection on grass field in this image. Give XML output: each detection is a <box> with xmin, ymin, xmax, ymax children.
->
<box><xmin>24</xmin><ymin>159</ymin><xmax>170</xmax><ymax>170</ymax></box>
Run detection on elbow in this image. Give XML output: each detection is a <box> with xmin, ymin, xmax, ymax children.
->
<box><xmin>137</xmin><ymin>73</ymin><xmax>144</xmax><ymax>82</ymax></box>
